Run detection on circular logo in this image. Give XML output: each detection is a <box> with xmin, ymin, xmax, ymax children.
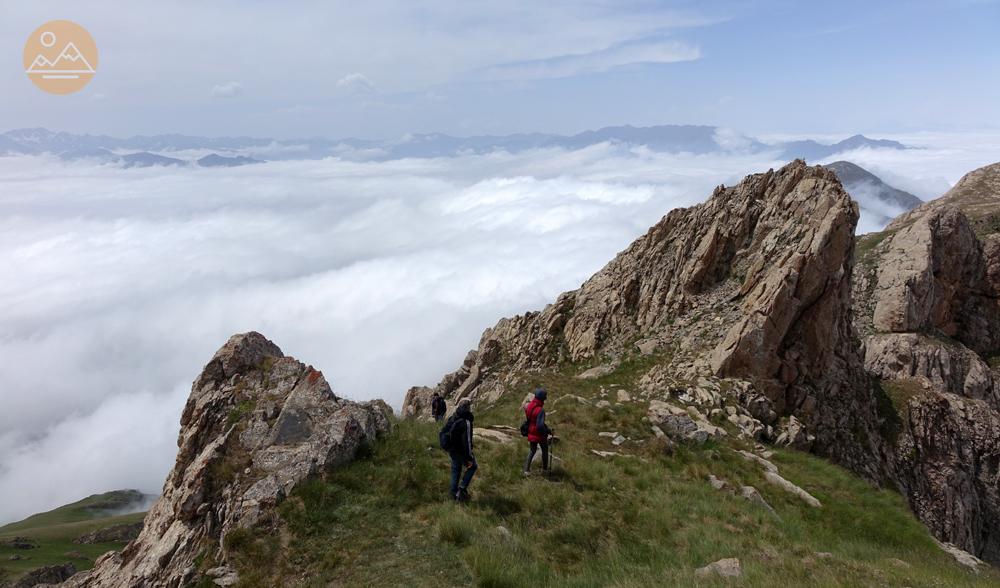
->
<box><xmin>23</xmin><ymin>20</ymin><xmax>98</xmax><ymax>95</ymax></box>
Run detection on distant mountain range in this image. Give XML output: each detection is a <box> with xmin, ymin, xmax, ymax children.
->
<box><xmin>825</xmin><ymin>160</ymin><xmax>922</xmax><ymax>209</ymax></box>
<box><xmin>0</xmin><ymin>126</ymin><xmax>909</xmax><ymax>167</ymax></box>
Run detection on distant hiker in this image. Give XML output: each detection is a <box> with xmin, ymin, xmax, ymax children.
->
<box><xmin>431</xmin><ymin>392</ymin><xmax>446</xmax><ymax>422</ymax></box>
<box><xmin>523</xmin><ymin>388</ymin><xmax>553</xmax><ymax>474</ymax></box>
<box><xmin>442</xmin><ymin>398</ymin><xmax>477</xmax><ymax>502</ymax></box>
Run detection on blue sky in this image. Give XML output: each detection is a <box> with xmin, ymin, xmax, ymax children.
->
<box><xmin>1</xmin><ymin>0</ymin><xmax>997</xmax><ymax>138</ymax></box>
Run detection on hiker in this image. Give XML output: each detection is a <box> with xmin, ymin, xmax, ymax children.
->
<box><xmin>444</xmin><ymin>398</ymin><xmax>477</xmax><ymax>502</ymax></box>
<box><xmin>431</xmin><ymin>392</ymin><xmax>446</xmax><ymax>422</ymax></box>
<box><xmin>523</xmin><ymin>388</ymin><xmax>553</xmax><ymax>474</ymax></box>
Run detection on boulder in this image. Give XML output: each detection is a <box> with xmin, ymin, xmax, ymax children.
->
<box><xmin>763</xmin><ymin>471</ymin><xmax>822</xmax><ymax>508</ymax></box>
<box><xmin>74</xmin><ymin>522</ymin><xmax>143</xmax><ymax>545</ymax></box>
<box><xmin>935</xmin><ymin>540</ymin><xmax>987</xmax><ymax>572</ymax></box>
<box><xmin>576</xmin><ymin>363</ymin><xmax>617</xmax><ymax>380</ymax></box>
<box><xmin>694</xmin><ymin>558</ymin><xmax>741</xmax><ymax>578</ymax></box>
<box><xmin>775</xmin><ymin>415</ymin><xmax>815</xmax><ymax>450</ymax></box>
<box><xmin>474</xmin><ymin>427</ymin><xmax>516</xmax><ymax>444</ymax></box>
<box><xmin>707</xmin><ymin>475</ymin><xmax>727</xmax><ymax>491</ymax></box>
<box><xmin>740</xmin><ymin>485</ymin><xmax>777</xmax><ymax>516</ymax></box>
<box><xmin>647</xmin><ymin>400</ymin><xmax>725</xmax><ymax>444</ymax></box>
<box><xmin>62</xmin><ymin>332</ymin><xmax>393</xmax><ymax>588</ymax></box>
<box><xmin>4</xmin><ymin>537</ymin><xmax>37</xmax><ymax>550</ymax></box>
<box><xmin>11</xmin><ymin>563</ymin><xmax>77</xmax><ymax>587</ymax></box>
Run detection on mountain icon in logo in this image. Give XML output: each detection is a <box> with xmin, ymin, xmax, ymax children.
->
<box><xmin>23</xmin><ymin>20</ymin><xmax>98</xmax><ymax>94</ymax></box>
<box><xmin>26</xmin><ymin>42</ymin><xmax>96</xmax><ymax>77</ymax></box>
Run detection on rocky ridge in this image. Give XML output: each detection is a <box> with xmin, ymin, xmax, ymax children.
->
<box><xmin>62</xmin><ymin>332</ymin><xmax>392</xmax><ymax>588</ymax></box>
<box><xmin>852</xmin><ymin>163</ymin><xmax>1000</xmax><ymax>564</ymax></box>
<box><xmin>407</xmin><ymin>160</ymin><xmax>887</xmax><ymax>478</ymax></box>
<box><xmin>408</xmin><ymin>159</ymin><xmax>1000</xmax><ymax>565</ymax></box>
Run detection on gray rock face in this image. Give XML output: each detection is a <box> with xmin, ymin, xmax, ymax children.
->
<box><xmin>407</xmin><ymin>160</ymin><xmax>885</xmax><ymax>479</ymax></box>
<box><xmin>73</xmin><ymin>522</ymin><xmax>143</xmax><ymax>545</ymax></box>
<box><xmin>63</xmin><ymin>332</ymin><xmax>393</xmax><ymax>588</ymax></box>
<box><xmin>11</xmin><ymin>563</ymin><xmax>77</xmax><ymax>587</ymax></box>
<box><xmin>872</xmin><ymin>208</ymin><xmax>1000</xmax><ymax>354</ymax></box>
<box><xmin>864</xmin><ymin>333</ymin><xmax>998</xmax><ymax>404</ymax></box>
<box><xmin>893</xmin><ymin>393</ymin><xmax>1000</xmax><ymax>565</ymax></box>
<box><xmin>400</xmin><ymin>386</ymin><xmax>435</xmax><ymax>420</ymax></box>
<box><xmin>853</xmin><ymin>162</ymin><xmax>1000</xmax><ymax>564</ymax></box>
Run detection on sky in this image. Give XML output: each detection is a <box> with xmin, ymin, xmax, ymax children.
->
<box><xmin>1</xmin><ymin>0</ymin><xmax>998</xmax><ymax>139</ymax></box>
<box><xmin>1</xmin><ymin>1</ymin><xmax>1000</xmax><ymax>523</ymax></box>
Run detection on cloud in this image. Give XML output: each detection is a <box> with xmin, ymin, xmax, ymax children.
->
<box><xmin>211</xmin><ymin>81</ymin><xmax>243</xmax><ymax>98</ymax></box>
<box><xmin>712</xmin><ymin>127</ymin><xmax>754</xmax><ymax>151</ymax></box>
<box><xmin>336</xmin><ymin>73</ymin><xmax>376</xmax><ymax>95</ymax></box>
<box><xmin>0</xmin><ymin>145</ymin><xmax>773</xmax><ymax>523</ymax></box>
<box><xmin>480</xmin><ymin>38</ymin><xmax>700</xmax><ymax>81</ymax></box>
<box><xmin>3</xmin><ymin>132</ymin><xmax>999</xmax><ymax>523</ymax></box>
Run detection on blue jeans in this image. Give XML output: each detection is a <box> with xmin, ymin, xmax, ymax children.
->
<box><xmin>449</xmin><ymin>454</ymin><xmax>478</xmax><ymax>495</ymax></box>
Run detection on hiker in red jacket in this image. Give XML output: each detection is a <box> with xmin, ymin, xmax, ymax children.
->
<box><xmin>523</xmin><ymin>388</ymin><xmax>552</xmax><ymax>474</ymax></box>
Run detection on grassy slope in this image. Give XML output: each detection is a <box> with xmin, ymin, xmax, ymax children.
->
<box><xmin>0</xmin><ymin>491</ymin><xmax>147</xmax><ymax>582</ymax></box>
<box><xmin>224</xmin><ymin>357</ymin><xmax>999</xmax><ymax>587</ymax></box>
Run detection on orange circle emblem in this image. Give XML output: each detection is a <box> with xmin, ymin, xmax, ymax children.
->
<box><xmin>23</xmin><ymin>20</ymin><xmax>98</xmax><ymax>95</ymax></box>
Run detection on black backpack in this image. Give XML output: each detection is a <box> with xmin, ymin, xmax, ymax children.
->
<box><xmin>439</xmin><ymin>417</ymin><xmax>460</xmax><ymax>452</ymax></box>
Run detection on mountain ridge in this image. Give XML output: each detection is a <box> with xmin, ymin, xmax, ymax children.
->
<box><xmin>407</xmin><ymin>159</ymin><xmax>1000</xmax><ymax>565</ymax></box>
<box><xmin>0</xmin><ymin>126</ymin><xmax>908</xmax><ymax>163</ymax></box>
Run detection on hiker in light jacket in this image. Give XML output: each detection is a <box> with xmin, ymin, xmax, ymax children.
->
<box><xmin>447</xmin><ymin>398</ymin><xmax>477</xmax><ymax>501</ymax></box>
<box><xmin>523</xmin><ymin>388</ymin><xmax>552</xmax><ymax>474</ymax></box>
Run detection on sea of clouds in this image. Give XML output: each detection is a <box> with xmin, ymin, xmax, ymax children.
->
<box><xmin>3</xmin><ymin>134</ymin><xmax>1000</xmax><ymax>523</ymax></box>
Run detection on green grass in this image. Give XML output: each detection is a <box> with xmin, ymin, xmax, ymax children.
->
<box><xmin>854</xmin><ymin>229</ymin><xmax>896</xmax><ymax>268</ymax></box>
<box><xmin>0</xmin><ymin>490</ymin><xmax>146</xmax><ymax>535</ymax></box>
<box><xmin>0</xmin><ymin>490</ymin><xmax>148</xmax><ymax>582</ymax></box>
<box><xmin>222</xmin><ymin>361</ymin><xmax>998</xmax><ymax>587</ymax></box>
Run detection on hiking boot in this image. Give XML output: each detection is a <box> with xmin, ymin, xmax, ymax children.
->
<box><xmin>456</xmin><ymin>488</ymin><xmax>471</xmax><ymax>502</ymax></box>
<box><xmin>522</xmin><ymin>469</ymin><xmax>532</xmax><ymax>477</ymax></box>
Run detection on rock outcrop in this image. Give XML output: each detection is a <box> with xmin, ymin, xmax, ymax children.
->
<box><xmin>853</xmin><ymin>162</ymin><xmax>1000</xmax><ymax>564</ymax></box>
<box><xmin>400</xmin><ymin>386</ymin><xmax>435</xmax><ymax>420</ymax></box>
<box><xmin>63</xmin><ymin>332</ymin><xmax>393</xmax><ymax>588</ymax></box>
<box><xmin>408</xmin><ymin>159</ymin><xmax>1000</xmax><ymax>566</ymax></box>
<box><xmin>409</xmin><ymin>160</ymin><xmax>886</xmax><ymax>478</ymax></box>
<box><xmin>73</xmin><ymin>522</ymin><xmax>143</xmax><ymax>545</ymax></box>
<box><xmin>10</xmin><ymin>563</ymin><xmax>77</xmax><ymax>587</ymax></box>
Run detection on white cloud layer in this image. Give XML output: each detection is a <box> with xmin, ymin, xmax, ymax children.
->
<box><xmin>481</xmin><ymin>38</ymin><xmax>700</xmax><ymax>81</ymax></box>
<box><xmin>336</xmin><ymin>73</ymin><xmax>376</xmax><ymax>95</ymax></box>
<box><xmin>2</xmin><ymin>133</ymin><xmax>1000</xmax><ymax>523</ymax></box>
<box><xmin>211</xmin><ymin>82</ymin><xmax>243</xmax><ymax>98</ymax></box>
